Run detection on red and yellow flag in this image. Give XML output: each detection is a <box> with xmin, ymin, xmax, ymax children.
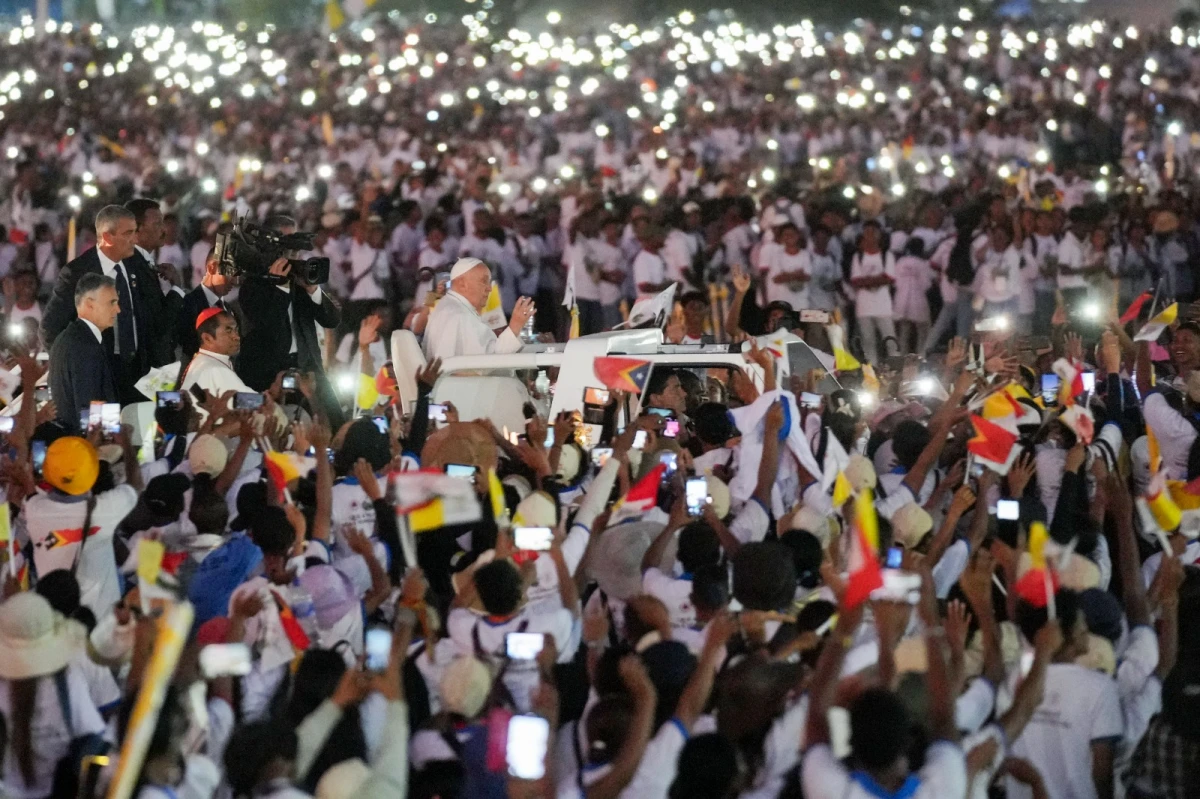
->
<box><xmin>843</xmin><ymin>489</ymin><xmax>883</xmax><ymax>608</ymax></box>
<box><xmin>593</xmin><ymin>357</ymin><xmax>652</xmax><ymax>395</ymax></box>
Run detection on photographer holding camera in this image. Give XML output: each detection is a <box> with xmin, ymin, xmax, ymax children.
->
<box><xmin>236</xmin><ymin>255</ymin><xmax>344</xmax><ymax>428</ymax></box>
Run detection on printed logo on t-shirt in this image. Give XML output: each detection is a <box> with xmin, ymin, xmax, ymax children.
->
<box><xmin>36</xmin><ymin>525</ymin><xmax>100</xmax><ymax>552</ymax></box>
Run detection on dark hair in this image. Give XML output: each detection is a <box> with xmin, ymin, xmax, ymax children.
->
<box><xmin>778</xmin><ymin>530</ymin><xmax>824</xmax><ymax>590</ymax></box>
<box><xmin>124</xmin><ymin>198</ymin><xmax>161</xmax><ymax>227</ymax></box>
<box><xmin>849</xmin><ymin>687</ymin><xmax>912</xmax><ymax>770</ymax></box>
<box><xmin>35</xmin><ymin>569</ymin><xmax>81</xmax><ymax>617</ymax></box>
<box><xmin>892</xmin><ymin>420</ymin><xmax>931</xmax><ymax>470</ymax></box>
<box><xmin>677</xmin><ymin>521</ymin><xmax>721</xmax><ymax>574</ymax></box>
<box><xmin>189</xmin><ymin>477</ymin><xmax>230</xmax><ymax>535</ymax></box>
<box><xmin>333</xmin><ymin>418</ymin><xmax>391</xmax><ymax>475</ymax></box>
<box><xmin>197</xmin><ymin>310</ymin><xmax>233</xmax><ymax>342</ymax></box>
<box><xmin>264</xmin><ymin>214</ymin><xmax>297</xmax><ymax>232</ymax></box>
<box><xmin>285</xmin><ymin>650</ymin><xmax>367</xmax><ymax>791</ymax></box>
<box><xmin>732</xmin><ymin>543</ymin><xmax>797</xmax><ymax>611</ymax></box>
<box><xmin>585</xmin><ymin>693</ymin><xmax>635</xmax><ymax>765</ymax></box>
<box><xmin>690</xmin><ymin>563</ymin><xmax>729</xmax><ymax>613</ymax></box>
<box><xmin>224</xmin><ymin>721</ymin><xmax>299</xmax><ymax>797</ymax></box>
<box><xmin>680</xmin><ymin>290</ymin><xmax>708</xmax><ymax>309</ymax></box>
<box><xmin>144</xmin><ymin>473</ymin><xmax>190</xmax><ymax>519</ymax></box>
<box><xmin>75</xmin><ymin>272</ymin><xmax>116</xmax><ymax>306</ymax></box>
<box><xmin>645</xmin><ymin>368</ymin><xmax>677</xmax><ymax>401</ymax></box>
<box><xmin>232</xmin><ymin>481</ymin><xmax>268</xmax><ymax>532</ymax></box>
<box><xmin>669</xmin><ymin>733</ymin><xmax>740</xmax><ymax>799</ymax></box>
<box><xmin>1176</xmin><ymin>566</ymin><xmax>1200</xmax><ymax>657</ymax></box>
<box><xmin>904</xmin><ymin>237</ymin><xmax>927</xmax><ymax>258</ymax></box>
<box><xmin>1016</xmin><ymin>588</ymin><xmax>1081</xmax><ymax>647</ymax></box>
<box><xmin>249</xmin><ymin>506</ymin><xmax>294</xmax><ymax>557</ymax></box>
<box><xmin>473</xmin><ymin>560</ymin><xmax>523</xmax><ymax>616</ymax></box>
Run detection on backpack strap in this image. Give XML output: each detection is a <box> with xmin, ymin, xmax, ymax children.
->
<box><xmin>53</xmin><ymin>669</ymin><xmax>74</xmax><ymax>738</ymax></box>
<box><xmin>70</xmin><ymin>496</ymin><xmax>98</xmax><ymax>578</ymax></box>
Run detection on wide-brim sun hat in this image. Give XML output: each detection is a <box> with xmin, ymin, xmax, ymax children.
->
<box><xmin>0</xmin><ymin>593</ymin><xmax>87</xmax><ymax>680</ymax></box>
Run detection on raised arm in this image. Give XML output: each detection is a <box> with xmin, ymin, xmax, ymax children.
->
<box><xmin>803</xmin><ymin>601</ymin><xmax>865</xmax><ymax>747</ymax></box>
<box><xmin>586</xmin><ymin>656</ymin><xmax>657</xmax><ymax>799</ymax></box>
<box><xmin>310</xmin><ymin>420</ymin><xmax>333</xmax><ymax>545</ymax></box>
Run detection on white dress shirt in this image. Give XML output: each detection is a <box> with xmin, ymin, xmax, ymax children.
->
<box><xmin>422</xmin><ymin>290</ymin><xmax>523</xmax><ymax>362</ymax></box>
<box><xmin>137</xmin><ymin>244</ymin><xmax>185</xmax><ymax>298</ymax></box>
<box><xmin>81</xmin><ymin>318</ymin><xmax>103</xmax><ymax>343</ymax></box>
<box><xmin>96</xmin><ymin>247</ymin><xmax>135</xmax><ymax>352</ymax></box>
<box><xmin>275</xmin><ymin>283</ymin><xmax>323</xmax><ymax>354</ymax></box>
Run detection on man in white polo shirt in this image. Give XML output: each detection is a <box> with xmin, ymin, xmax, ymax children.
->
<box><xmin>422</xmin><ymin>257</ymin><xmax>535</xmax><ymax>362</ymax></box>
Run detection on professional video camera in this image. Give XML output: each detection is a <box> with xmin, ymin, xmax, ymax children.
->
<box><xmin>213</xmin><ymin>220</ymin><xmax>331</xmax><ymax>284</ymax></box>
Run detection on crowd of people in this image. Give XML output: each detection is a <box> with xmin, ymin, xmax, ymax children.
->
<box><xmin>0</xmin><ymin>7</ymin><xmax>1196</xmax><ymax>799</ymax></box>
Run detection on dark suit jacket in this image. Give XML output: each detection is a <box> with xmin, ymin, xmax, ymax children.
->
<box><xmin>49</xmin><ymin>319</ymin><xmax>119</xmax><ymax>433</ymax></box>
<box><xmin>236</xmin><ymin>276</ymin><xmax>344</xmax><ymax>426</ymax></box>
<box><xmin>236</xmin><ymin>276</ymin><xmax>340</xmax><ymax>390</ymax></box>
<box><xmin>42</xmin><ymin>247</ymin><xmax>180</xmax><ymax>377</ymax></box>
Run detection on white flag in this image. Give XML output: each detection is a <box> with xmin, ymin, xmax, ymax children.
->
<box><xmin>623</xmin><ymin>283</ymin><xmax>677</xmax><ymax>328</ymax></box>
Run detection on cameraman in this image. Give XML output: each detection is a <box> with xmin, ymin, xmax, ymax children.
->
<box><xmin>236</xmin><ymin>256</ymin><xmax>344</xmax><ymax>428</ymax></box>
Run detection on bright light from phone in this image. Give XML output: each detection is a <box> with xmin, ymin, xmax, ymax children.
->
<box><xmin>337</xmin><ymin>373</ymin><xmax>357</xmax><ymax>393</ymax></box>
<box><xmin>1082</xmin><ymin>302</ymin><xmax>1101</xmax><ymax>320</ymax></box>
<box><xmin>8</xmin><ymin>323</ymin><xmax>23</xmax><ymax>339</ymax></box>
<box><xmin>857</xmin><ymin>391</ymin><xmax>877</xmax><ymax>409</ymax></box>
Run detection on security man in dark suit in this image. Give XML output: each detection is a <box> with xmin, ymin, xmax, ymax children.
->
<box><xmin>48</xmin><ymin>273</ymin><xmax>120</xmax><ymax>433</ymax></box>
<box><xmin>42</xmin><ymin>205</ymin><xmax>177</xmax><ymax>404</ymax></box>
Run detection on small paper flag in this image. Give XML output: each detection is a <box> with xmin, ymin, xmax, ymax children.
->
<box><xmin>480</xmin><ymin>282</ymin><xmax>507</xmax><ymax>330</ymax></box>
<box><xmin>136</xmin><ymin>539</ymin><xmax>165</xmax><ymax>588</ymax></box>
<box><xmin>1134</xmin><ymin>303</ymin><xmax>1178</xmax><ymax>342</ymax></box>
<box><xmin>593</xmin><ymin>357</ymin><xmax>653</xmax><ymax>395</ymax></box>
<box><xmin>1146</xmin><ymin>426</ymin><xmax>1162</xmax><ymax>474</ymax></box>
<box><xmin>488</xmin><ymin>469</ymin><xmax>507</xmax><ymax>523</ymax></box>
<box><xmin>832</xmin><ymin>471</ymin><xmax>853</xmax><ymax>507</ymax></box>
<box><xmin>1028</xmin><ymin>521</ymin><xmax>1049</xmax><ymax>570</ymax></box>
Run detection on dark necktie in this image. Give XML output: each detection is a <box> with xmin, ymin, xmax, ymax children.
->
<box><xmin>114</xmin><ymin>263</ymin><xmax>136</xmax><ymax>358</ymax></box>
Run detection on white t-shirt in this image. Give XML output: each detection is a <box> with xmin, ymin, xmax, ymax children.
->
<box><xmin>764</xmin><ymin>248</ymin><xmax>812</xmax><ymax>309</ymax></box>
<box><xmin>567</xmin><ymin>240</ymin><xmax>599</xmax><ymax>303</ymax></box>
<box><xmin>589</xmin><ymin>239</ymin><xmax>626</xmax><ymax>306</ymax></box>
<box><xmin>330</xmin><ymin>478</ymin><xmax>378</xmax><ymax>557</ymax></box>
<box><xmin>802</xmin><ymin>741</ymin><xmax>967</xmax><ymax>799</ymax></box>
<box><xmin>72</xmin><ymin>651</ymin><xmax>121</xmax><ymax>716</ymax></box>
<box><xmin>9</xmin><ymin>302</ymin><xmax>42</xmax><ymax>326</ymax></box>
<box><xmin>555</xmin><ymin>717</ymin><xmax>689</xmax><ymax>799</ymax></box>
<box><xmin>642</xmin><ymin>567</ymin><xmax>695</xmax><ymax>629</ymax></box>
<box><xmin>1140</xmin><ymin>540</ymin><xmax>1200</xmax><ymax>588</ymax></box>
<box><xmin>446</xmin><ymin>606</ymin><xmax>576</xmax><ymax>664</ymax></box>
<box><xmin>1142</xmin><ymin>392</ymin><xmax>1196</xmax><ymax>481</ymax></box>
<box><xmin>974</xmin><ymin>246</ymin><xmax>1023</xmax><ymax>303</ymax></box>
<box><xmin>850</xmin><ymin>250</ymin><xmax>895</xmax><ymax>318</ymax></box>
<box><xmin>1005</xmin><ymin>663</ymin><xmax>1123</xmax><ymax>799</ymax></box>
<box><xmin>723</xmin><ymin>224</ymin><xmax>754</xmax><ymax>269</ymax></box>
<box><xmin>20</xmin><ymin>485</ymin><xmax>139</xmax><ymax>616</ymax></box>
<box><xmin>1057</xmin><ymin>231</ymin><xmax>1087</xmax><ymax>289</ymax></box>
<box><xmin>347</xmin><ymin>242</ymin><xmax>388</xmax><ymax>300</ymax></box>
<box><xmin>415</xmin><ymin>244</ymin><xmax>453</xmax><ymax>307</ymax></box>
<box><xmin>0</xmin><ymin>665</ymin><xmax>106</xmax><ymax>799</ymax></box>
<box><xmin>632</xmin><ymin>251</ymin><xmax>667</xmax><ymax>298</ymax></box>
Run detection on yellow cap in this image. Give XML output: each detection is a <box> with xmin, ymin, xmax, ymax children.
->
<box><xmin>43</xmin><ymin>437</ymin><xmax>99</xmax><ymax>496</ymax></box>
